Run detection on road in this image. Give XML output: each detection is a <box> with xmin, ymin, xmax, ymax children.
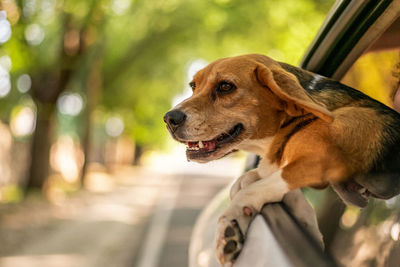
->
<box><xmin>0</xmin><ymin>153</ymin><xmax>244</xmax><ymax>267</ymax></box>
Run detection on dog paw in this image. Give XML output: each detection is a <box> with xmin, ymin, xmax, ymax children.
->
<box><xmin>215</xmin><ymin>208</ymin><xmax>253</xmax><ymax>266</ymax></box>
<box><xmin>216</xmin><ymin>218</ymin><xmax>244</xmax><ymax>266</ymax></box>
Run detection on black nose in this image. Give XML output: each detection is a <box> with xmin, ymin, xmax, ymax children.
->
<box><xmin>164</xmin><ymin>110</ymin><xmax>187</xmax><ymax>131</ymax></box>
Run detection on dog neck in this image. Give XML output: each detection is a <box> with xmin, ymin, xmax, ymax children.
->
<box><xmin>237</xmin><ymin>137</ymin><xmax>274</xmax><ymax>157</ymax></box>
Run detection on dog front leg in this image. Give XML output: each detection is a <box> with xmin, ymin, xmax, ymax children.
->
<box><xmin>216</xmin><ymin>156</ymin><xmax>340</xmax><ymax>265</ymax></box>
<box><xmin>230</xmin><ymin>159</ymin><xmax>280</xmax><ymax>200</ymax></box>
<box><xmin>215</xmin><ymin>170</ymin><xmax>289</xmax><ymax>266</ymax></box>
<box><xmin>230</xmin><ymin>169</ymin><xmax>262</xmax><ymax>200</ymax></box>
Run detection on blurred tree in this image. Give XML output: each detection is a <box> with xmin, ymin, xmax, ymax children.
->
<box><xmin>100</xmin><ymin>0</ymin><xmax>333</xmax><ymax>153</ymax></box>
<box><xmin>1</xmin><ymin>0</ymin><xmax>105</xmax><ymax>189</ymax></box>
<box><xmin>0</xmin><ymin>0</ymin><xmax>334</xmax><ymax>191</ymax></box>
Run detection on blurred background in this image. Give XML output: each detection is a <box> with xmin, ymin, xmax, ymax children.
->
<box><xmin>0</xmin><ymin>0</ymin><xmax>399</xmax><ymax>267</ymax></box>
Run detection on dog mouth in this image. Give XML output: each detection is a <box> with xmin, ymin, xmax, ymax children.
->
<box><xmin>185</xmin><ymin>123</ymin><xmax>244</xmax><ymax>160</ymax></box>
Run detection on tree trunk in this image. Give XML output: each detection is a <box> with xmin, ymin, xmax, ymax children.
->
<box><xmin>26</xmin><ymin>104</ymin><xmax>54</xmax><ymax>189</ymax></box>
<box><xmin>133</xmin><ymin>144</ymin><xmax>143</xmax><ymax>166</ymax></box>
<box><xmin>80</xmin><ymin>110</ymin><xmax>92</xmax><ymax>187</ymax></box>
<box><xmin>25</xmin><ymin>2</ymin><xmax>103</xmax><ymax>191</ymax></box>
<box><xmin>80</xmin><ymin>54</ymin><xmax>102</xmax><ymax>185</ymax></box>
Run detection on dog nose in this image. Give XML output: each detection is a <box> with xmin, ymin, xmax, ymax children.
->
<box><xmin>164</xmin><ymin>110</ymin><xmax>187</xmax><ymax>131</ymax></box>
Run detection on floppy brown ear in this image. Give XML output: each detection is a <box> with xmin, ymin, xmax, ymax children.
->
<box><xmin>256</xmin><ymin>64</ymin><xmax>334</xmax><ymax>123</ymax></box>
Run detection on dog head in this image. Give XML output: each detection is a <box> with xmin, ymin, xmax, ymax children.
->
<box><xmin>164</xmin><ymin>54</ymin><xmax>333</xmax><ymax>163</ymax></box>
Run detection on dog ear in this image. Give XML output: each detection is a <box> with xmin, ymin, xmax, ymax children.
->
<box><xmin>255</xmin><ymin>64</ymin><xmax>334</xmax><ymax>123</ymax></box>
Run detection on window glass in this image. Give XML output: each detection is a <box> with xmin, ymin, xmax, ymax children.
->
<box><xmin>326</xmin><ymin>49</ymin><xmax>400</xmax><ymax>266</ymax></box>
<box><xmin>341</xmin><ymin>50</ymin><xmax>400</xmax><ymax>107</ymax></box>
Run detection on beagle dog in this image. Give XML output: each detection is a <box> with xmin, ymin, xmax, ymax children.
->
<box><xmin>164</xmin><ymin>54</ymin><xmax>400</xmax><ymax>265</ymax></box>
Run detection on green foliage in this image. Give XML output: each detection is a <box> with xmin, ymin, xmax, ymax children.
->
<box><xmin>99</xmin><ymin>0</ymin><xmax>334</xmax><ymax>148</ymax></box>
<box><xmin>1</xmin><ymin>0</ymin><xmax>335</xmax><ymax>149</ymax></box>
<box><xmin>0</xmin><ymin>184</ymin><xmax>24</xmax><ymax>203</ymax></box>
<box><xmin>362</xmin><ymin>199</ymin><xmax>399</xmax><ymax>226</ymax></box>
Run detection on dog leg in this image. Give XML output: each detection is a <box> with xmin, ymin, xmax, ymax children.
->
<box><xmin>215</xmin><ymin>170</ymin><xmax>289</xmax><ymax>266</ymax></box>
<box><xmin>229</xmin><ymin>169</ymin><xmax>262</xmax><ymax>200</ymax></box>
<box><xmin>230</xmin><ymin>159</ymin><xmax>280</xmax><ymax>200</ymax></box>
<box><xmin>216</xmin><ymin>157</ymin><xmax>340</xmax><ymax>265</ymax></box>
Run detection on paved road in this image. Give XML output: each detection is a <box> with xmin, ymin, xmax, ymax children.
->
<box><xmin>0</xmin><ymin>158</ymin><xmax>242</xmax><ymax>267</ymax></box>
<box><xmin>134</xmin><ymin>173</ymin><xmax>232</xmax><ymax>267</ymax></box>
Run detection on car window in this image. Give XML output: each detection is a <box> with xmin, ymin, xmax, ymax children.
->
<box><xmin>341</xmin><ymin>49</ymin><xmax>399</xmax><ymax>107</ymax></box>
<box><xmin>328</xmin><ymin>24</ymin><xmax>400</xmax><ymax>267</ymax></box>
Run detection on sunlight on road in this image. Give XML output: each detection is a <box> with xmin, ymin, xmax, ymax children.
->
<box><xmin>142</xmin><ymin>144</ymin><xmax>246</xmax><ymax>178</ymax></box>
<box><xmin>0</xmin><ymin>254</ymin><xmax>85</xmax><ymax>267</ymax></box>
<box><xmin>0</xmin><ymin>145</ymin><xmax>246</xmax><ymax>267</ymax></box>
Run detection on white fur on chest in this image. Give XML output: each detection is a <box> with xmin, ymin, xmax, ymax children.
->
<box><xmin>238</xmin><ymin>137</ymin><xmax>284</xmax><ymax>179</ymax></box>
<box><xmin>238</xmin><ymin>137</ymin><xmax>273</xmax><ymax>156</ymax></box>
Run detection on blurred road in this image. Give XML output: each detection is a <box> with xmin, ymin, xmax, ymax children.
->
<box><xmin>0</xmin><ymin>152</ymin><xmax>244</xmax><ymax>267</ymax></box>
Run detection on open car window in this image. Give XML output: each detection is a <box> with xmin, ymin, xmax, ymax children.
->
<box><xmin>341</xmin><ymin>49</ymin><xmax>399</xmax><ymax>106</ymax></box>
<box><xmin>341</xmin><ymin>16</ymin><xmax>400</xmax><ymax>106</ymax></box>
<box><xmin>329</xmin><ymin>17</ymin><xmax>400</xmax><ymax>267</ymax></box>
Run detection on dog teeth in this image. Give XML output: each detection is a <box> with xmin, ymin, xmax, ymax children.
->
<box><xmin>187</xmin><ymin>141</ymin><xmax>200</xmax><ymax>151</ymax></box>
<box><xmin>199</xmin><ymin>141</ymin><xmax>204</xmax><ymax>148</ymax></box>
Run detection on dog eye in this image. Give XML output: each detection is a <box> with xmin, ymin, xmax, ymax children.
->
<box><xmin>189</xmin><ymin>82</ymin><xmax>196</xmax><ymax>91</ymax></box>
<box><xmin>217</xmin><ymin>81</ymin><xmax>236</xmax><ymax>94</ymax></box>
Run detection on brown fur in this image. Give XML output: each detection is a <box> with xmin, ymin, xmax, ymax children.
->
<box><xmin>165</xmin><ymin>54</ymin><xmax>400</xmax><ymax>265</ymax></box>
<box><xmin>167</xmin><ymin>54</ymin><xmax>400</xmax><ymax>195</ymax></box>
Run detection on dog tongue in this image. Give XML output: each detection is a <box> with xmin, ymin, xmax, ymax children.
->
<box><xmin>203</xmin><ymin>140</ymin><xmax>216</xmax><ymax>151</ymax></box>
